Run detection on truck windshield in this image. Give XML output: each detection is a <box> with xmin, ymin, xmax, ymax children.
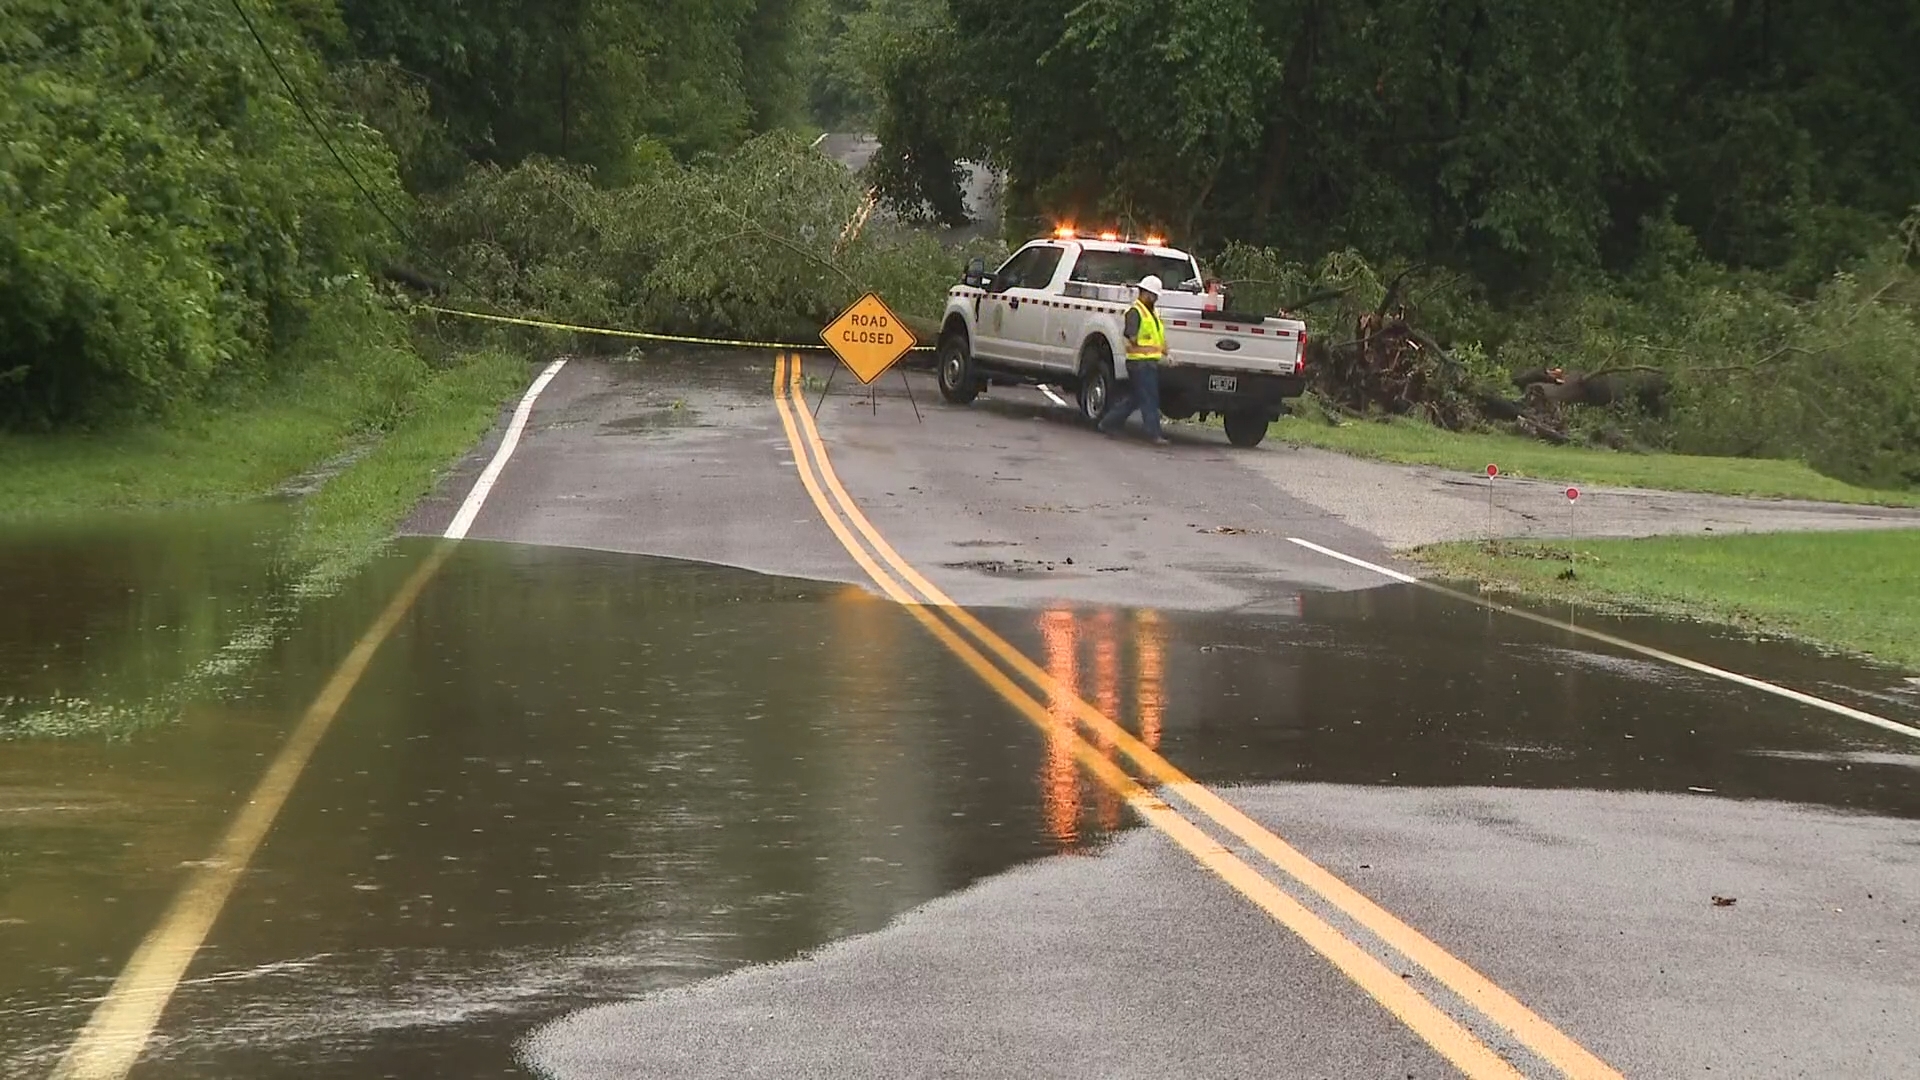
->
<box><xmin>1069</xmin><ymin>250</ymin><xmax>1197</xmax><ymax>289</ymax></box>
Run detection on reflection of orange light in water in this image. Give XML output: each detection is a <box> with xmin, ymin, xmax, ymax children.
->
<box><xmin>1039</xmin><ymin>608</ymin><xmax>1082</xmax><ymax>850</ymax></box>
<box><xmin>825</xmin><ymin>587</ymin><xmax>897</xmax><ymax>777</ymax></box>
<box><xmin>1134</xmin><ymin>610</ymin><xmax>1165</xmax><ymax>750</ymax></box>
<box><xmin>1091</xmin><ymin>610</ymin><xmax>1122</xmax><ymax>831</ymax></box>
<box><xmin>827</xmin><ymin>586</ymin><xmax>892</xmax><ymax>708</ymax></box>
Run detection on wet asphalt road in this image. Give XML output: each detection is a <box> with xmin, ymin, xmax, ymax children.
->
<box><xmin>4</xmin><ymin>352</ymin><xmax>1918</xmax><ymax>1078</ymax></box>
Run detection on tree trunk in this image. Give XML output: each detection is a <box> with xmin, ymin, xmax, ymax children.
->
<box><xmin>559</xmin><ymin>58</ymin><xmax>571</xmax><ymax>158</ymax></box>
<box><xmin>1253</xmin><ymin>0</ymin><xmax>1321</xmax><ymax>234</ymax></box>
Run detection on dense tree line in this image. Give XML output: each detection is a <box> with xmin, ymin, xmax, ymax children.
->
<box><xmin>822</xmin><ymin>0</ymin><xmax>1919</xmax><ymax>486</ymax></box>
<box><xmin>841</xmin><ymin>0</ymin><xmax>1920</xmax><ymax>286</ymax></box>
<box><xmin>0</xmin><ymin>0</ymin><xmax>824</xmax><ymax>428</ymax></box>
<box><xmin>4</xmin><ymin>0</ymin><xmax>1915</xmax><ymax>486</ymax></box>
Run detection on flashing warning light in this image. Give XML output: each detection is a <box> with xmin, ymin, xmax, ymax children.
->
<box><xmin>1145</xmin><ymin>235</ymin><xmax>1165</xmax><ymax>246</ymax></box>
<box><xmin>1053</xmin><ymin>225</ymin><xmax>1077</xmax><ymax>239</ymax></box>
<box><xmin>1099</xmin><ymin>231</ymin><xmax>1120</xmax><ymax>241</ymax></box>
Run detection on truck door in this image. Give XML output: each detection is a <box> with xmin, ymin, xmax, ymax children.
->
<box><xmin>978</xmin><ymin>244</ymin><xmax>1063</xmax><ymax>367</ymax></box>
<box><xmin>1000</xmin><ymin>245</ymin><xmax>1065</xmax><ymax>368</ymax></box>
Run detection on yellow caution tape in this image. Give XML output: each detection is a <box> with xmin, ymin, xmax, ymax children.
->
<box><xmin>422</xmin><ymin>304</ymin><xmax>934</xmax><ymax>352</ymax></box>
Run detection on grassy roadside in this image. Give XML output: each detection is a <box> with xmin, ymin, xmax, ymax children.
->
<box><xmin>0</xmin><ymin>345</ymin><xmax>530</xmax><ymax>577</ymax></box>
<box><xmin>290</xmin><ymin>348</ymin><xmax>528</xmax><ymax>583</ymax></box>
<box><xmin>1418</xmin><ymin>531</ymin><xmax>1920</xmax><ymax>670</ymax></box>
<box><xmin>1271</xmin><ymin>412</ymin><xmax>1920</xmax><ymax>508</ymax></box>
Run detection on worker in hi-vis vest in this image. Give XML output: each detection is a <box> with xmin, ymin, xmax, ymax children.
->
<box><xmin>1097</xmin><ymin>274</ymin><xmax>1171</xmax><ymax>445</ymax></box>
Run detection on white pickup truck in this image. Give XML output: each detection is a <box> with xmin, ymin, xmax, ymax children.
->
<box><xmin>935</xmin><ymin>234</ymin><xmax>1309</xmax><ymax>447</ymax></box>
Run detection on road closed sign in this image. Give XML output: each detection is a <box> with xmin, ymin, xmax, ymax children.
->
<box><xmin>822</xmin><ymin>292</ymin><xmax>915</xmax><ymax>384</ymax></box>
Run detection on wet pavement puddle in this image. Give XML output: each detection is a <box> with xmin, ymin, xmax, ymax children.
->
<box><xmin>3</xmin><ymin>532</ymin><xmax>1119</xmax><ymax>1079</ymax></box>
<box><xmin>3</xmin><ymin>515</ymin><xmax>1917</xmax><ymax>1077</ymax></box>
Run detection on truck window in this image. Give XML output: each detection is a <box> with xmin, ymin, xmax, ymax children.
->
<box><xmin>992</xmin><ymin>245</ymin><xmax>1065</xmax><ymax>290</ymax></box>
<box><xmin>1069</xmin><ymin>250</ymin><xmax>1197</xmax><ymax>289</ymax></box>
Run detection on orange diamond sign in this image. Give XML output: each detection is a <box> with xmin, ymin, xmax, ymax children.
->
<box><xmin>821</xmin><ymin>292</ymin><xmax>915</xmax><ymax>384</ymax></box>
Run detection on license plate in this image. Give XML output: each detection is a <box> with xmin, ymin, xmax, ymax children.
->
<box><xmin>1209</xmin><ymin>374</ymin><xmax>1238</xmax><ymax>393</ymax></box>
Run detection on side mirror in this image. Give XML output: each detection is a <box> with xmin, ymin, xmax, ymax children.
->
<box><xmin>962</xmin><ymin>257</ymin><xmax>988</xmax><ymax>287</ymax></box>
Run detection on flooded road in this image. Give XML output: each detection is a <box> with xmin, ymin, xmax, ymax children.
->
<box><xmin>3</xmin><ymin>532</ymin><xmax>1129</xmax><ymax>1079</ymax></box>
<box><xmin>0</xmin><ymin>505</ymin><xmax>300</xmax><ymax>739</ymax></box>
<box><xmin>6</xmin><ymin>355</ymin><xmax>1919</xmax><ymax>1080</ymax></box>
<box><xmin>5</xmin><ymin>508</ymin><xmax>1917</xmax><ymax>1076</ymax></box>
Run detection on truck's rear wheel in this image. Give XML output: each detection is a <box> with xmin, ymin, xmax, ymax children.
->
<box><xmin>937</xmin><ymin>333</ymin><xmax>979</xmax><ymax>405</ymax></box>
<box><xmin>1078</xmin><ymin>348</ymin><xmax>1116</xmax><ymax>426</ymax></box>
<box><xmin>1223</xmin><ymin>409</ymin><xmax>1269</xmax><ymax>448</ymax></box>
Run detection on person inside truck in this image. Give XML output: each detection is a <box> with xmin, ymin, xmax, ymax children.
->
<box><xmin>1098</xmin><ymin>275</ymin><xmax>1171</xmax><ymax>446</ymax></box>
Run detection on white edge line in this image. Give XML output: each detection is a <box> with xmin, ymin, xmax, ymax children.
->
<box><xmin>1289</xmin><ymin>536</ymin><xmax>1420</xmax><ymax>583</ymax></box>
<box><xmin>1286</xmin><ymin>536</ymin><xmax>1920</xmax><ymax>741</ymax></box>
<box><xmin>444</xmin><ymin>359</ymin><xmax>568</xmax><ymax>541</ymax></box>
<box><xmin>1039</xmin><ymin>385</ymin><xmax>1070</xmax><ymax>408</ymax></box>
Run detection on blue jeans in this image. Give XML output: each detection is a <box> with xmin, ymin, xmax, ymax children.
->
<box><xmin>1099</xmin><ymin>361</ymin><xmax>1163</xmax><ymax>438</ymax></box>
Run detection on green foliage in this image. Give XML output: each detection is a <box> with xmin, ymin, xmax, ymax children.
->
<box><xmin>871</xmin><ymin>0</ymin><xmax>1918</xmax><ymax>284</ymax></box>
<box><xmin>331</xmin><ymin>0</ymin><xmax>813</xmax><ymax>181</ymax></box>
<box><xmin>1500</xmin><ymin>214</ymin><xmax>1920</xmax><ymax>488</ymax></box>
<box><xmin>423</xmin><ymin>133</ymin><xmax>1004</xmax><ymax>342</ymax></box>
<box><xmin>829</xmin><ymin>0</ymin><xmax>1918</xmax><ymax>490</ymax></box>
<box><xmin>0</xmin><ymin>0</ymin><xmax>402</xmax><ymax>428</ymax></box>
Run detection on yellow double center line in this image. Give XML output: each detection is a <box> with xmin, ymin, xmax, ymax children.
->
<box><xmin>773</xmin><ymin>353</ymin><xmax>1621</xmax><ymax>1080</ymax></box>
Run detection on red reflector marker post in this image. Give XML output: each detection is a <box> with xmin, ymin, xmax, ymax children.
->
<box><xmin>1486</xmin><ymin>464</ymin><xmax>1499</xmax><ymax>536</ymax></box>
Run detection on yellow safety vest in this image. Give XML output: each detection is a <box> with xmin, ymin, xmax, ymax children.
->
<box><xmin>1127</xmin><ymin>300</ymin><xmax>1166</xmax><ymax>361</ymax></box>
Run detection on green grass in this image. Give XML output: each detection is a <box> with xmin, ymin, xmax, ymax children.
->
<box><xmin>292</xmin><ymin>347</ymin><xmax>527</xmax><ymax>582</ymax></box>
<box><xmin>0</xmin><ymin>343</ymin><xmax>529</xmax><ymax>575</ymax></box>
<box><xmin>1271</xmin><ymin>413</ymin><xmax>1920</xmax><ymax>507</ymax></box>
<box><xmin>0</xmin><ymin>369</ymin><xmax>397</xmax><ymax>522</ymax></box>
<box><xmin>1419</xmin><ymin>530</ymin><xmax>1920</xmax><ymax>669</ymax></box>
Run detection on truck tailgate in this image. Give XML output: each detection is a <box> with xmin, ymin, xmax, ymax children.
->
<box><xmin>1162</xmin><ymin>315</ymin><xmax>1306</xmax><ymax>375</ymax></box>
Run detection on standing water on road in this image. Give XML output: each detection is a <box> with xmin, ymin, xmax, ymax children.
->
<box><xmin>0</xmin><ymin>505</ymin><xmax>300</xmax><ymax>739</ymax></box>
<box><xmin>1</xmin><ymin>539</ymin><xmax>1129</xmax><ymax>1079</ymax></box>
<box><xmin>5</xmin><ymin>531</ymin><xmax>1917</xmax><ymax>1077</ymax></box>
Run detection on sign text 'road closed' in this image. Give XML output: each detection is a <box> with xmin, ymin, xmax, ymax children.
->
<box><xmin>822</xmin><ymin>293</ymin><xmax>915</xmax><ymax>384</ymax></box>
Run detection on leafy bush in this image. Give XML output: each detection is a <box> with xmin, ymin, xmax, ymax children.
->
<box><xmin>1215</xmin><ymin>221</ymin><xmax>1920</xmax><ymax>490</ymax></box>
<box><xmin>0</xmin><ymin>0</ymin><xmax>403</xmax><ymax>428</ymax></box>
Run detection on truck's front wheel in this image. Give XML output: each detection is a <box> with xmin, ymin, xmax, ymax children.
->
<box><xmin>937</xmin><ymin>333</ymin><xmax>979</xmax><ymax>405</ymax></box>
<box><xmin>1223</xmin><ymin>409</ymin><xmax>1269</xmax><ymax>448</ymax></box>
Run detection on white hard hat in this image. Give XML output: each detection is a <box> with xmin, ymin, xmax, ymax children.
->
<box><xmin>1137</xmin><ymin>275</ymin><xmax>1163</xmax><ymax>295</ymax></box>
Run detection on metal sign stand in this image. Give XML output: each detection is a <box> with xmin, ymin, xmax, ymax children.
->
<box><xmin>812</xmin><ymin>363</ymin><xmax>838</xmax><ymax>417</ymax></box>
<box><xmin>898</xmin><ymin>366</ymin><xmax>922</xmax><ymax>421</ymax></box>
<box><xmin>809</xmin><ymin>361</ymin><xmax>922</xmax><ymax>421</ymax></box>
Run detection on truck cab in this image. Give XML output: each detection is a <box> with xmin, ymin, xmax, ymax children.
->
<box><xmin>936</xmin><ymin>234</ymin><xmax>1308</xmax><ymax>447</ymax></box>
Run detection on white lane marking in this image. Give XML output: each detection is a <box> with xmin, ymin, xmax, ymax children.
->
<box><xmin>445</xmin><ymin>359</ymin><xmax>568</xmax><ymax>540</ymax></box>
<box><xmin>810</xmin><ymin>131</ymin><xmax>830</xmax><ymax>149</ymax></box>
<box><xmin>1287</xmin><ymin>536</ymin><xmax>1920</xmax><ymax>741</ymax></box>
<box><xmin>1039</xmin><ymin>384</ymin><xmax>1070</xmax><ymax>407</ymax></box>
<box><xmin>1289</xmin><ymin>536</ymin><xmax>1420</xmax><ymax>583</ymax></box>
